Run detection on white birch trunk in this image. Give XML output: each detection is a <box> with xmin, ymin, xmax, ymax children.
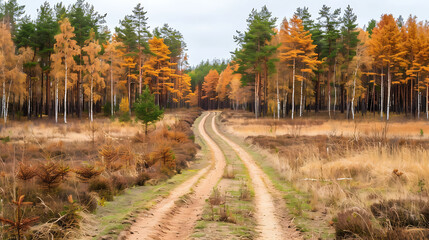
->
<box><xmin>386</xmin><ymin>65</ymin><xmax>391</xmax><ymax>121</ymax></box>
<box><xmin>380</xmin><ymin>67</ymin><xmax>384</xmax><ymax>119</ymax></box>
<box><xmin>64</xmin><ymin>53</ymin><xmax>68</xmax><ymax>124</ymax></box>
<box><xmin>111</xmin><ymin>58</ymin><xmax>114</xmax><ymax>116</ymax></box>
<box><xmin>417</xmin><ymin>74</ymin><xmax>420</xmax><ymax>119</ymax></box>
<box><xmin>55</xmin><ymin>77</ymin><xmax>58</xmax><ymax>123</ymax></box>
<box><xmin>90</xmin><ymin>73</ymin><xmax>93</xmax><ymax>122</ymax></box>
<box><xmin>299</xmin><ymin>76</ymin><xmax>303</xmax><ymax>117</ymax></box>
<box><xmin>291</xmin><ymin>59</ymin><xmax>295</xmax><ymax>120</ymax></box>
<box><xmin>276</xmin><ymin>70</ymin><xmax>280</xmax><ymax>120</ymax></box>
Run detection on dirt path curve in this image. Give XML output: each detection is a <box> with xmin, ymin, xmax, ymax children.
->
<box><xmin>126</xmin><ymin>112</ymin><xmax>226</xmax><ymax>240</ymax></box>
<box><xmin>211</xmin><ymin>112</ymin><xmax>301</xmax><ymax>240</ymax></box>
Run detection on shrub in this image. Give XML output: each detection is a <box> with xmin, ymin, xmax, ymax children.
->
<box><xmin>36</xmin><ymin>161</ymin><xmax>67</xmax><ymax>190</ymax></box>
<box><xmin>135</xmin><ymin>172</ymin><xmax>151</xmax><ymax>186</ymax></box>
<box><xmin>111</xmin><ymin>174</ymin><xmax>128</xmax><ymax>192</ymax></box>
<box><xmin>88</xmin><ymin>177</ymin><xmax>113</xmax><ymax>201</ymax></box>
<box><xmin>335</xmin><ymin>208</ymin><xmax>375</xmax><ymax>239</ymax></box>
<box><xmin>16</xmin><ymin>162</ymin><xmax>36</xmax><ymax>181</ymax></box>
<box><xmin>371</xmin><ymin>199</ymin><xmax>429</xmax><ymax>228</ymax></box>
<box><xmin>57</xmin><ymin>195</ymin><xmax>81</xmax><ymax>229</ymax></box>
<box><xmin>74</xmin><ymin>164</ymin><xmax>103</xmax><ymax>182</ymax></box>
<box><xmin>103</xmin><ymin>102</ymin><xmax>112</xmax><ymax>116</ymax></box>
<box><xmin>78</xmin><ymin>192</ymin><xmax>98</xmax><ymax>212</ymax></box>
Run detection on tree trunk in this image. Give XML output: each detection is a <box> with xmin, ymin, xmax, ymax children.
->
<box><xmin>55</xmin><ymin>77</ymin><xmax>58</xmax><ymax>123</ymax></box>
<box><xmin>380</xmin><ymin>66</ymin><xmax>384</xmax><ymax>119</ymax></box>
<box><xmin>64</xmin><ymin>53</ymin><xmax>68</xmax><ymax>124</ymax></box>
<box><xmin>276</xmin><ymin>68</ymin><xmax>280</xmax><ymax>120</ymax></box>
<box><xmin>351</xmin><ymin>62</ymin><xmax>359</xmax><ymax>120</ymax></box>
<box><xmin>291</xmin><ymin>59</ymin><xmax>295</xmax><ymax>120</ymax></box>
<box><xmin>90</xmin><ymin>73</ymin><xmax>93</xmax><ymax>122</ymax></box>
<box><xmin>334</xmin><ymin>60</ymin><xmax>337</xmax><ymax>114</ymax></box>
<box><xmin>299</xmin><ymin>75</ymin><xmax>303</xmax><ymax>117</ymax></box>
<box><xmin>387</xmin><ymin>64</ymin><xmax>391</xmax><ymax>121</ymax></box>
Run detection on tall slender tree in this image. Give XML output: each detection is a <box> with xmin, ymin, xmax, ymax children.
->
<box><xmin>52</xmin><ymin>18</ymin><xmax>80</xmax><ymax>124</ymax></box>
<box><xmin>233</xmin><ymin>6</ymin><xmax>278</xmax><ymax>118</ymax></box>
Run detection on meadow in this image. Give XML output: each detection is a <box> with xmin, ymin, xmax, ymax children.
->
<box><xmin>0</xmin><ymin>109</ymin><xmax>201</xmax><ymax>239</ymax></box>
<box><xmin>220</xmin><ymin>110</ymin><xmax>429</xmax><ymax>239</ymax></box>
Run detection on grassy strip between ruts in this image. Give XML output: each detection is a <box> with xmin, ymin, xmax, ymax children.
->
<box><xmin>192</xmin><ymin>113</ymin><xmax>256</xmax><ymax>239</ymax></box>
<box><xmin>92</xmin><ymin>114</ymin><xmax>210</xmax><ymax>239</ymax></box>
<box><xmin>216</xmin><ymin>114</ymin><xmax>335</xmax><ymax>239</ymax></box>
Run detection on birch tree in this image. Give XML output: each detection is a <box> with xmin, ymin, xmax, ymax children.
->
<box><xmin>82</xmin><ymin>30</ymin><xmax>106</xmax><ymax>122</ymax></box>
<box><xmin>53</xmin><ymin>18</ymin><xmax>80</xmax><ymax>124</ymax></box>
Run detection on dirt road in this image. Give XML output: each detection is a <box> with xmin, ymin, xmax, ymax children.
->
<box><xmin>126</xmin><ymin>113</ymin><xmax>226</xmax><ymax>240</ymax></box>
<box><xmin>210</xmin><ymin>112</ymin><xmax>301</xmax><ymax>240</ymax></box>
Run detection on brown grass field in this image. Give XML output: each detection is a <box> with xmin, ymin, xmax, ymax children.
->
<box><xmin>0</xmin><ymin>109</ymin><xmax>201</xmax><ymax>239</ymax></box>
<box><xmin>220</xmin><ymin>110</ymin><xmax>429</xmax><ymax>239</ymax></box>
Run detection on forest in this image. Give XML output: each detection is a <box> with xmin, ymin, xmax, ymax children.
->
<box><xmin>2</xmin><ymin>1</ymin><xmax>429</xmax><ymax>123</ymax></box>
<box><xmin>2</xmin><ymin>1</ymin><xmax>429</xmax><ymax>239</ymax></box>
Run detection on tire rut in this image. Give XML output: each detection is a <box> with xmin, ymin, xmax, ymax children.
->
<box><xmin>125</xmin><ymin>112</ymin><xmax>226</xmax><ymax>240</ymax></box>
<box><xmin>211</xmin><ymin>112</ymin><xmax>301</xmax><ymax>240</ymax></box>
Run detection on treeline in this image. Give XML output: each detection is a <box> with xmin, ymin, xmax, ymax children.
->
<box><xmin>0</xmin><ymin>0</ymin><xmax>192</xmax><ymax>124</ymax></box>
<box><xmin>197</xmin><ymin>5</ymin><xmax>429</xmax><ymax>120</ymax></box>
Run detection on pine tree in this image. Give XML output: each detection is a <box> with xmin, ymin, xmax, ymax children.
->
<box><xmin>340</xmin><ymin>5</ymin><xmax>359</xmax><ymax>116</ymax></box>
<box><xmin>233</xmin><ymin>6</ymin><xmax>278</xmax><ymax>118</ymax></box>
<box><xmin>134</xmin><ymin>87</ymin><xmax>163</xmax><ymax>135</ymax></box>
<box><xmin>131</xmin><ymin>3</ymin><xmax>150</xmax><ymax>95</ymax></box>
<box><xmin>318</xmin><ymin>5</ymin><xmax>341</xmax><ymax>117</ymax></box>
<box><xmin>34</xmin><ymin>2</ymin><xmax>57</xmax><ymax>117</ymax></box>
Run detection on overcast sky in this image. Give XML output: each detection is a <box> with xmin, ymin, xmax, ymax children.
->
<box><xmin>22</xmin><ymin>0</ymin><xmax>429</xmax><ymax>66</ymax></box>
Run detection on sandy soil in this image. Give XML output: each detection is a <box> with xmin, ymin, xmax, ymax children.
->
<box><xmin>125</xmin><ymin>113</ymin><xmax>226</xmax><ymax>240</ymax></box>
<box><xmin>211</xmin><ymin>112</ymin><xmax>301</xmax><ymax>240</ymax></box>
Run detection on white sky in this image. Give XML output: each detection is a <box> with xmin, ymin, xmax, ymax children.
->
<box><xmin>21</xmin><ymin>0</ymin><xmax>429</xmax><ymax>66</ymax></box>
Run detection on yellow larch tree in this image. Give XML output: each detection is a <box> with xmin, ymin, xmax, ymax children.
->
<box><xmin>82</xmin><ymin>30</ymin><xmax>107</xmax><ymax>122</ymax></box>
<box><xmin>53</xmin><ymin>18</ymin><xmax>80</xmax><ymax>124</ymax></box>
<box><xmin>280</xmin><ymin>15</ymin><xmax>318</xmax><ymax>119</ymax></box>
<box><xmin>103</xmin><ymin>35</ymin><xmax>125</xmax><ymax>116</ymax></box>
<box><xmin>369</xmin><ymin>14</ymin><xmax>405</xmax><ymax>120</ymax></box>
<box><xmin>202</xmin><ymin>69</ymin><xmax>219</xmax><ymax>109</ymax></box>
<box><xmin>142</xmin><ymin>37</ymin><xmax>177</xmax><ymax>107</ymax></box>
<box><xmin>216</xmin><ymin>64</ymin><xmax>235</xmax><ymax>108</ymax></box>
<box><xmin>0</xmin><ymin>22</ymin><xmax>27</xmax><ymax>124</ymax></box>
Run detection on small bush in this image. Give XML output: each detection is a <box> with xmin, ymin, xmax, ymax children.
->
<box><xmin>103</xmin><ymin>102</ymin><xmax>112</xmax><ymax>116</ymax></box>
<box><xmin>135</xmin><ymin>172</ymin><xmax>151</xmax><ymax>186</ymax></box>
<box><xmin>89</xmin><ymin>177</ymin><xmax>113</xmax><ymax>201</ymax></box>
<box><xmin>335</xmin><ymin>208</ymin><xmax>375</xmax><ymax>239</ymax></box>
<box><xmin>219</xmin><ymin>204</ymin><xmax>236</xmax><ymax>223</ymax></box>
<box><xmin>208</xmin><ymin>188</ymin><xmax>224</xmax><ymax>206</ymax></box>
<box><xmin>111</xmin><ymin>174</ymin><xmax>128</xmax><ymax>192</ymax></box>
<box><xmin>239</xmin><ymin>182</ymin><xmax>251</xmax><ymax>201</ymax></box>
<box><xmin>119</xmin><ymin>112</ymin><xmax>130</xmax><ymax>122</ymax></box>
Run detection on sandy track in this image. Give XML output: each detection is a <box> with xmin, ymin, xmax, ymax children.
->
<box><xmin>211</xmin><ymin>112</ymin><xmax>301</xmax><ymax>240</ymax></box>
<box><xmin>126</xmin><ymin>113</ymin><xmax>226</xmax><ymax>240</ymax></box>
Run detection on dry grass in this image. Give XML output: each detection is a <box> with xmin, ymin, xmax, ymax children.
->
<box><xmin>0</xmin><ymin>108</ymin><xmax>202</xmax><ymax>239</ymax></box>
<box><xmin>221</xmin><ymin>110</ymin><xmax>429</xmax><ymax>140</ymax></box>
<box><xmin>221</xmin><ymin>110</ymin><xmax>429</xmax><ymax>238</ymax></box>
